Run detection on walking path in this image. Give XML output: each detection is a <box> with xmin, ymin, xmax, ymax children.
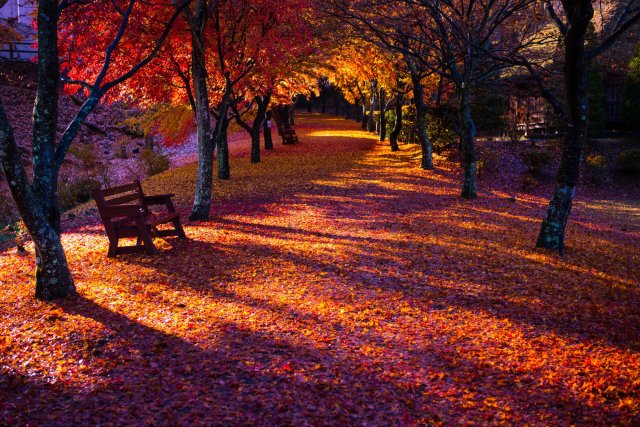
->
<box><xmin>2</xmin><ymin>114</ymin><xmax>639</xmax><ymax>425</ymax></box>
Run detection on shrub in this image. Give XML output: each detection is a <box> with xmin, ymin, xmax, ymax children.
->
<box><xmin>616</xmin><ymin>149</ymin><xmax>640</xmax><ymax>176</ymax></box>
<box><xmin>585</xmin><ymin>154</ymin><xmax>607</xmax><ymax>184</ymax></box>
<box><xmin>0</xmin><ymin>220</ymin><xmax>29</xmax><ymax>252</ymax></box>
<box><xmin>505</xmin><ymin>122</ymin><xmax>524</xmax><ymax>144</ymax></box>
<box><xmin>521</xmin><ymin>148</ymin><xmax>553</xmax><ymax>178</ymax></box>
<box><xmin>623</xmin><ymin>43</ymin><xmax>640</xmax><ymax>130</ymax></box>
<box><xmin>427</xmin><ymin>114</ymin><xmax>457</xmax><ymax>153</ymax></box>
<box><xmin>587</xmin><ymin>63</ymin><xmax>605</xmax><ymax>136</ymax></box>
<box><xmin>477</xmin><ymin>149</ymin><xmax>501</xmax><ymax>178</ymax></box>
<box><xmin>471</xmin><ymin>89</ymin><xmax>506</xmax><ymax>133</ymax></box>
<box><xmin>0</xmin><ymin>193</ymin><xmax>19</xmax><ymax>227</ymax></box>
<box><xmin>389</xmin><ymin>104</ymin><xmax>458</xmax><ymax>152</ymax></box>
<box><xmin>115</xmin><ymin>136</ymin><xmax>129</xmax><ymax>159</ymax></box>
<box><xmin>69</xmin><ymin>143</ymin><xmax>97</xmax><ymax>169</ymax></box>
<box><xmin>521</xmin><ymin>174</ymin><xmax>539</xmax><ymax>192</ymax></box>
<box><xmin>139</xmin><ymin>146</ymin><xmax>170</xmax><ymax>177</ymax></box>
<box><xmin>58</xmin><ymin>178</ymin><xmax>101</xmax><ymax>211</ymax></box>
<box><xmin>119</xmin><ymin>118</ymin><xmax>146</xmax><ymax>137</ymax></box>
<box><xmin>398</xmin><ymin>105</ymin><xmax>417</xmax><ymax>144</ymax></box>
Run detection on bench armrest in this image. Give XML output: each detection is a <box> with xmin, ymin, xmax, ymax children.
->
<box><xmin>99</xmin><ymin>204</ymin><xmax>144</xmax><ymax>219</ymax></box>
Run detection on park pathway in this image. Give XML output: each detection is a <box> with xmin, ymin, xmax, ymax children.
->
<box><xmin>2</xmin><ymin>114</ymin><xmax>640</xmax><ymax>425</ymax></box>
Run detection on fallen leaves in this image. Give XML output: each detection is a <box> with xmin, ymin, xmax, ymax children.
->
<box><xmin>1</xmin><ymin>113</ymin><xmax>639</xmax><ymax>425</ymax></box>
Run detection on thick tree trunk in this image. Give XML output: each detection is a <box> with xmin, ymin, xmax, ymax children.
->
<box><xmin>368</xmin><ymin>80</ymin><xmax>377</xmax><ymax>133</ymax></box>
<box><xmin>379</xmin><ymin>87</ymin><xmax>386</xmax><ymax>142</ymax></box>
<box><xmin>355</xmin><ymin>101</ymin><xmax>361</xmax><ymax>122</ymax></box>
<box><xmin>188</xmin><ymin>0</ymin><xmax>213</xmax><ymax>220</ymax></box>
<box><xmin>389</xmin><ymin>95</ymin><xmax>403</xmax><ymax>151</ymax></box>
<box><xmin>264</xmin><ymin>110</ymin><xmax>274</xmax><ymax>150</ymax></box>
<box><xmin>459</xmin><ymin>87</ymin><xmax>478</xmax><ymax>198</ymax></box>
<box><xmin>32</xmin><ymin>0</ymin><xmax>60</xmax><ymax>236</ymax></box>
<box><xmin>0</xmin><ymin>0</ymin><xmax>76</xmax><ymax>300</ymax></box>
<box><xmin>361</xmin><ymin>103</ymin><xmax>368</xmax><ymax>130</ymax></box>
<box><xmin>34</xmin><ymin>231</ymin><xmax>75</xmax><ymax>300</ymax></box>
<box><xmin>536</xmin><ymin>2</ymin><xmax>593</xmax><ymax>253</ymax></box>
<box><xmin>1</xmin><ymin>101</ymin><xmax>76</xmax><ymax>301</ymax></box>
<box><xmin>408</xmin><ymin>61</ymin><xmax>433</xmax><ymax>170</ymax></box>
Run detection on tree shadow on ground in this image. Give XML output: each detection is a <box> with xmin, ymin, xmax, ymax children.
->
<box><xmin>2</xmin><ymin>278</ymin><xmax>601</xmax><ymax>425</ymax></box>
<box><xmin>2</xmin><ymin>291</ymin><xmax>598</xmax><ymax>425</ymax></box>
<box><xmin>5</xmin><ymin>114</ymin><xmax>638</xmax><ymax>424</ymax></box>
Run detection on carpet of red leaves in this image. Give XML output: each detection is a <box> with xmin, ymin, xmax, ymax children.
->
<box><xmin>1</xmin><ymin>114</ymin><xmax>639</xmax><ymax>425</ymax></box>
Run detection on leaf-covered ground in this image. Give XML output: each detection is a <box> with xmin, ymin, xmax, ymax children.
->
<box><xmin>1</xmin><ymin>114</ymin><xmax>639</xmax><ymax>425</ymax></box>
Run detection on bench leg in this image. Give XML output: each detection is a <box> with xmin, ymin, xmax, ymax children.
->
<box><xmin>173</xmin><ymin>219</ymin><xmax>187</xmax><ymax>239</ymax></box>
<box><xmin>107</xmin><ymin>240</ymin><xmax>119</xmax><ymax>257</ymax></box>
<box><xmin>136</xmin><ymin>218</ymin><xmax>158</xmax><ymax>255</ymax></box>
<box><xmin>143</xmin><ymin>231</ymin><xmax>158</xmax><ymax>255</ymax></box>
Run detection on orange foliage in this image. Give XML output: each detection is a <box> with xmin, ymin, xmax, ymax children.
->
<box><xmin>1</xmin><ymin>114</ymin><xmax>639</xmax><ymax>424</ymax></box>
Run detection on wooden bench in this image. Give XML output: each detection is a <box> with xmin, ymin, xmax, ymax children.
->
<box><xmin>92</xmin><ymin>181</ymin><xmax>187</xmax><ymax>257</ymax></box>
<box><xmin>275</xmin><ymin>122</ymin><xmax>299</xmax><ymax>145</ymax></box>
<box><xmin>281</xmin><ymin>128</ymin><xmax>299</xmax><ymax>144</ymax></box>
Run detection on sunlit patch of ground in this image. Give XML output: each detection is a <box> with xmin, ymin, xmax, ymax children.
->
<box><xmin>1</xmin><ymin>113</ymin><xmax>639</xmax><ymax>425</ymax></box>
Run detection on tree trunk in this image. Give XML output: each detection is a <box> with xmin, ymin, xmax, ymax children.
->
<box><xmin>34</xmin><ymin>231</ymin><xmax>75</xmax><ymax>300</ymax></box>
<box><xmin>250</xmin><ymin>93</ymin><xmax>270</xmax><ymax>163</ymax></box>
<box><xmin>361</xmin><ymin>103</ymin><xmax>368</xmax><ymax>130</ymax></box>
<box><xmin>379</xmin><ymin>87</ymin><xmax>387</xmax><ymax>142</ymax></box>
<box><xmin>344</xmin><ymin>103</ymin><xmax>350</xmax><ymax>120</ymax></box>
<box><xmin>2</xmin><ymin>0</ymin><xmax>186</xmax><ymax>300</ymax></box>
<box><xmin>188</xmin><ymin>4</ymin><xmax>214</xmax><ymax>220</ymax></box>
<box><xmin>290</xmin><ymin>95</ymin><xmax>298</xmax><ymax>126</ymax></box>
<box><xmin>248</xmin><ymin>93</ymin><xmax>273</xmax><ymax>163</ymax></box>
<box><xmin>408</xmin><ymin>61</ymin><xmax>433</xmax><ymax>170</ymax></box>
<box><xmin>32</xmin><ymin>0</ymin><xmax>60</xmax><ymax>237</ymax></box>
<box><xmin>250</xmin><ymin>127</ymin><xmax>261</xmax><ymax>163</ymax></box>
<box><xmin>368</xmin><ymin>80</ymin><xmax>377</xmax><ymax>133</ymax></box>
<box><xmin>0</xmin><ymin>0</ymin><xmax>75</xmax><ymax>300</ymax></box>
<box><xmin>264</xmin><ymin>110</ymin><xmax>274</xmax><ymax>150</ymax></box>
<box><xmin>536</xmin><ymin>2</ymin><xmax>593</xmax><ymax>253</ymax></box>
<box><xmin>216</xmin><ymin>113</ymin><xmax>230</xmax><ymax>179</ymax></box>
<box><xmin>284</xmin><ymin>106</ymin><xmax>292</xmax><ymax>129</ymax></box>
<box><xmin>459</xmin><ymin>87</ymin><xmax>477</xmax><ymax>198</ymax></box>
<box><xmin>0</xmin><ymin>101</ymin><xmax>75</xmax><ymax>301</ymax></box>
<box><xmin>389</xmin><ymin>95</ymin><xmax>402</xmax><ymax>151</ymax></box>
<box><xmin>355</xmin><ymin>101</ymin><xmax>361</xmax><ymax>122</ymax></box>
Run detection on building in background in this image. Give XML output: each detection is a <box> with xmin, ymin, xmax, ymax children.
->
<box><xmin>0</xmin><ymin>0</ymin><xmax>36</xmax><ymax>60</ymax></box>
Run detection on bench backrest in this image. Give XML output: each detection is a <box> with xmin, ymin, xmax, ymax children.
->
<box><xmin>92</xmin><ymin>181</ymin><xmax>148</xmax><ymax>216</ymax></box>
